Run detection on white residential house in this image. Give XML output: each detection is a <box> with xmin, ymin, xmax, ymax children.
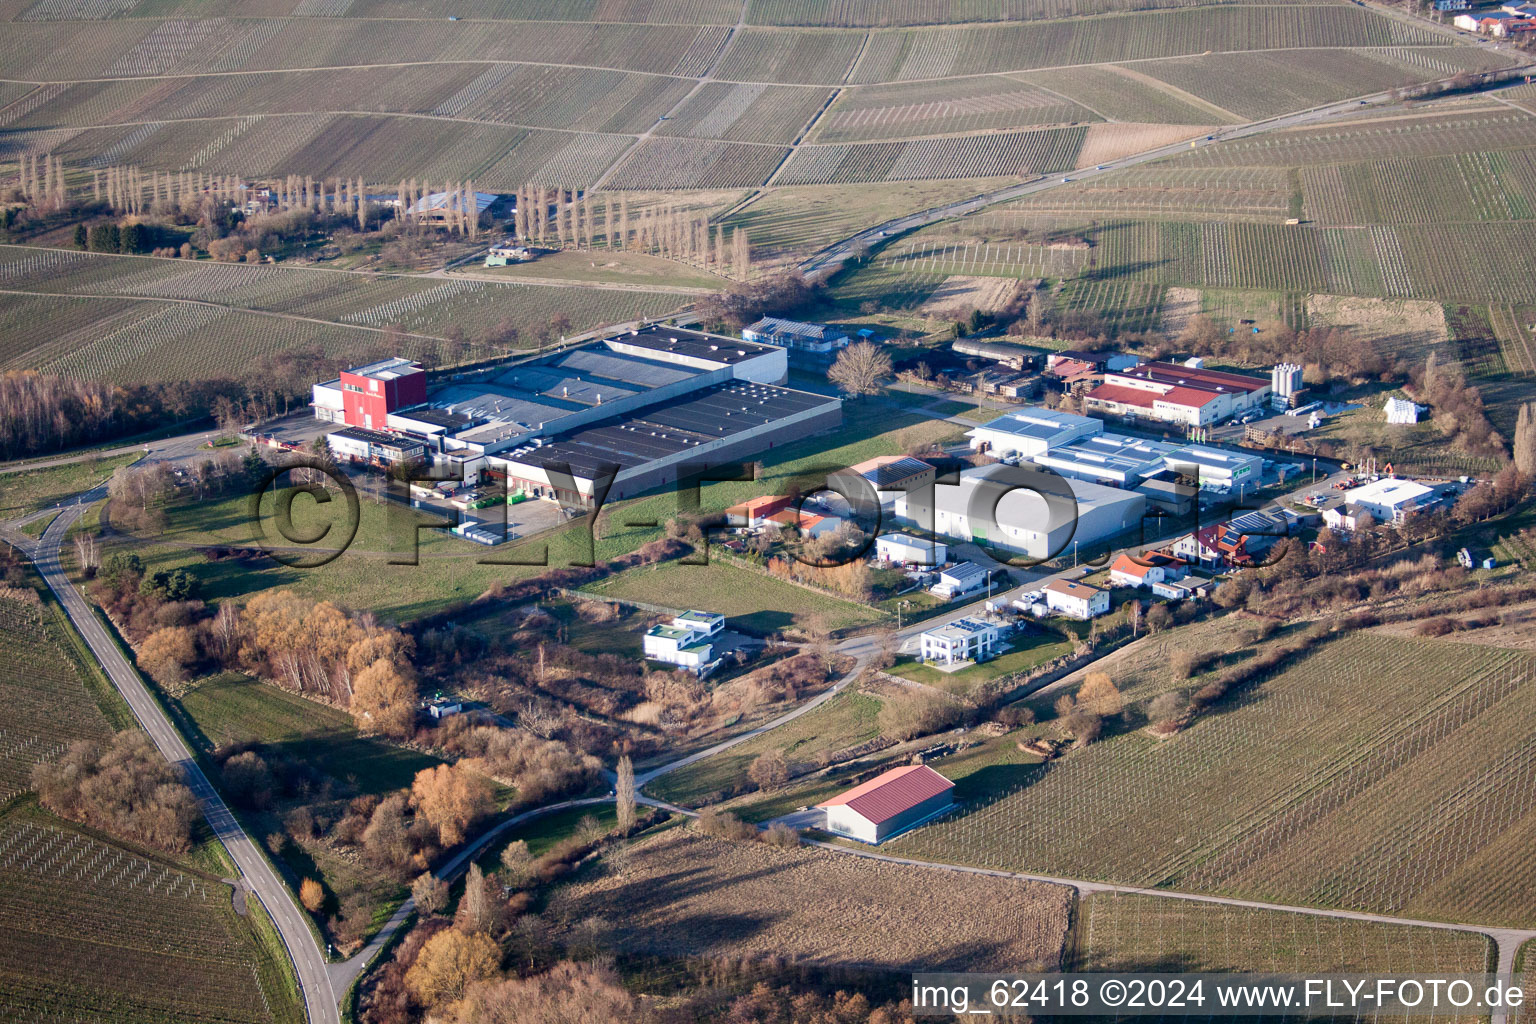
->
<box><xmin>1040</xmin><ymin>578</ymin><xmax>1110</xmax><ymax>619</ymax></box>
<box><xmin>930</xmin><ymin>561</ymin><xmax>992</xmax><ymax>599</ymax></box>
<box><xmin>1384</xmin><ymin>397</ymin><xmax>1425</xmax><ymax>425</ymax></box>
<box><xmin>1108</xmin><ymin>551</ymin><xmax>1186</xmax><ymax>589</ymax></box>
<box><xmin>643</xmin><ymin>610</ymin><xmax>725</xmax><ymax>675</ymax></box>
<box><xmin>919</xmin><ymin>617</ymin><xmax>1002</xmax><ymax>666</ymax></box>
<box><xmin>875</xmin><ymin>533</ymin><xmax>947</xmax><ymax>566</ymax></box>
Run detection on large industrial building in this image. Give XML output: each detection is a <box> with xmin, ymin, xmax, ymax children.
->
<box><xmin>967</xmin><ymin>407</ymin><xmax>1265</xmax><ymax>498</ymax></box>
<box><xmin>894</xmin><ymin>464</ymin><xmax>1147</xmax><ymax>561</ymax></box>
<box><xmin>312</xmin><ymin>325</ymin><xmax>841</xmax><ymax>504</ymax></box>
<box><xmin>1084</xmin><ymin>362</ymin><xmax>1271</xmax><ymax>427</ymax></box>
<box><xmin>965</xmin><ymin>407</ymin><xmax>1103</xmax><ymax>459</ymax></box>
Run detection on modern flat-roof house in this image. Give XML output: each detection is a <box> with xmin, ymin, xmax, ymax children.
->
<box><xmin>895</xmin><ymin>465</ymin><xmax>1146</xmax><ymax>562</ymax></box>
<box><xmin>931</xmin><ymin>561</ymin><xmax>992</xmax><ymax>599</ymax></box>
<box><xmin>817</xmin><ymin>764</ymin><xmax>955</xmax><ymax>844</ymax></box>
<box><xmin>966</xmin><ymin>407</ymin><xmax>1103</xmax><ymax>458</ymax></box>
<box><xmin>1323</xmin><ymin>479</ymin><xmax>1446</xmax><ymax>531</ymax></box>
<box><xmin>919</xmin><ymin>617</ymin><xmax>1002</xmax><ymax>666</ymax></box>
<box><xmin>1040</xmin><ymin>578</ymin><xmax>1110</xmax><ymax>619</ymax></box>
<box><xmin>1084</xmin><ymin>362</ymin><xmax>1271</xmax><ymax>427</ymax></box>
<box><xmin>875</xmin><ymin>533</ymin><xmax>947</xmax><ymax>566</ymax></box>
<box><xmin>643</xmin><ymin>611</ymin><xmax>725</xmax><ymax>676</ymax></box>
<box><xmin>742</xmin><ymin>316</ymin><xmax>852</xmax><ymax>358</ymax></box>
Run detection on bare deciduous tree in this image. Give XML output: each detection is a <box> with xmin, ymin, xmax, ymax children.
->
<box><xmin>827</xmin><ymin>342</ymin><xmax>894</xmax><ymax>398</ymax></box>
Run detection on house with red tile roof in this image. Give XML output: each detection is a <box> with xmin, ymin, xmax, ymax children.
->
<box><xmin>816</xmin><ymin>764</ymin><xmax>955</xmax><ymax>843</ymax></box>
<box><xmin>1108</xmin><ymin>551</ymin><xmax>1187</xmax><ymax>589</ymax></box>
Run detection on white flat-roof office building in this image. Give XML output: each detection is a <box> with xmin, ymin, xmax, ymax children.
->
<box><xmin>966</xmin><ymin>408</ymin><xmax>1103</xmax><ymax>459</ymax></box>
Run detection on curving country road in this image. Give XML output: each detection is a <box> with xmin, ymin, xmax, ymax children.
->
<box><xmin>11</xmin><ymin>489</ymin><xmax>340</xmax><ymax>1024</ymax></box>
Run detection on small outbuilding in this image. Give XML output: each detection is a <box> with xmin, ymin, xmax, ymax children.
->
<box><xmin>817</xmin><ymin>764</ymin><xmax>956</xmax><ymax>844</ymax></box>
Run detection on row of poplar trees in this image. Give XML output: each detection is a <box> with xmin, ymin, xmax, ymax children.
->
<box><xmin>513</xmin><ymin>183</ymin><xmax>751</xmax><ymax>280</ymax></box>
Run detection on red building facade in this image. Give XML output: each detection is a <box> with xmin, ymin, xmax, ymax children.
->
<box><xmin>338</xmin><ymin>358</ymin><xmax>426</xmax><ymax>430</ymax></box>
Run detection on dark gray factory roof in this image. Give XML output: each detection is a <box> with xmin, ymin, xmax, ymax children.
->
<box><xmin>606</xmin><ymin>324</ymin><xmax>778</xmax><ymax>365</ymax></box>
<box><xmin>499</xmin><ymin>381</ymin><xmax>835</xmax><ymax>480</ymax></box>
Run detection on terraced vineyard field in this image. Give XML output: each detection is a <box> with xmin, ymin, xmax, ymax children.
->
<box><xmin>1125</xmin><ymin>47</ymin><xmax>1501</xmax><ymax>122</ymax></box>
<box><xmin>1180</xmin><ymin>105</ymin><xmax>1536</xmax><ymax>168</ymax></box>
<box><xmin>0</xmin><ymin>18</ymin><xmax>713</xmax><ymax>79</ymax></box>
<box><xmin>812</xmin><ymin>75</ymin><xmax>1101</xmax><ymax>143</ymax></box>
<box><xmin>604</xmin><ymin>137</ymin><xmax>792</xmax><ymax>189</ymax></box>
<box><xmin>0</xmin><ymin>809</ymin><xmax>301</xmax><ymax>1024</ymax></box>
<box><xmin>0</xmin><ymin>592</ymin><xmax>118</xmax><ymax>806</ymax></box>
<box><xmin>1082</xmin><ymin>892</ymin><xmax>1492</xmax><ymax>977</ymax></box>
<box><xmin>0</xmin><ymin>246</ymin><xmax>688</xmax><ymax>380</ymax></box>
<box><xmin>841</xmin><ymin>7</ymin><xmax>1444</xmax><ymax>83</ymax></box>
<box><xmin>657</xmin><ymin>82</ymin><xmax>834</xmax><ymax>144</ymax></box>
<box><xmin>746</xmin><ymin>0</ymin><xmax>1326</xmax><ymax>25</ymax></box>
<box><xmin>1015</xmin><ymin>66</ymin><xmax>1231</xmax><ymax>125</ymax></box>
<box><xmin>886</xmin><ymin>634</ymin><xmax>1536</xmax><ymax>928</ymax></box>
<box><xmin>777</xmin><ymin>126</ymin><xmax>1085</xmax><ymax>184</ymax></box>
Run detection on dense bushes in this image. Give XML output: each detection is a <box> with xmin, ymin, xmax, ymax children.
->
<box><xmin>32</xmin><ymin>731</ymin><xmax>199</xmax><ymax>854</ymax></box>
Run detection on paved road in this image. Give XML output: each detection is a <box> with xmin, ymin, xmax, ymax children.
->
<box><xmin>16</xmin><ymin>490</ymin><xmax>339</xmax><ymax>1024</ymax></box>
<box><xmin>635</xmin><ymin>654</ymin><xmax>872</xmax><ymax>786</ymax></box>
<box><xmin>797</xmin><ymin>64</ymin><xmax>1536</xmax><ymax>282</ymax></box>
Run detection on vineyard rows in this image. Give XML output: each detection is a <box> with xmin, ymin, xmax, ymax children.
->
<box><xmin>1125</xmin><ymin>48</ymin><xmax>1434</xmax><ymax>122</ymax></box>
<box><xmin>1012</xmin><ymin>165</ymin><xmax>1292</xmax><ymax>219</ymax></box>
<box><xmin>17</xmin><ymin>0</ymin><xmax>138</xmax><ymax>19</ymax></box>
<box><xmin>1084</xmin><ymin>891</ymin><xmax>1490</xmax><ymax>982</ymax></box>
<box><xmin>746</xmin><ymin>0</ymin><xmax>1320</xmax><ymax>27</ymax></box>
<box><xmin>1056</xmin><ymin>279</ymin><xmax>1166</xmax><ymax>333</ymax></box>
<box><xmin>605</xmin><ymin>137</ymin><xmax>789</xmax><ymax>189</ymax></box>
<box><xmin>103</xmin><ymin>17</ymin><xmax>236</xmax><ymax>78</ymax></box>
<box><xmin>713</xmin><ymin>27</ymin><xmax>866</xmax><ymax>85</ymax></box>
<box><xmin>344</xmin><ymin>0</ymin><xmax>745</xmax><ymax>22</ymax></box>
<box><xmin>479</xmin><ymin>129</ymin><xmax>635</xmax><ymax>189</ymax></box>
<box><xmin>1489</xmin><ymin>304</ymin><xmax>1536</xmax><ymax>375</ymax></box>
<box><xmin>814</xmin><ymin>75</ymin><xmax>1099</xmax><ymax>144</ymax></box>
<box><xmin>659</xmin><ymin>82</ymin><xmax>833</xmax><ymax>144</ymax></box>
<box><xmin>879</xmin><ymin>238</ymin><xmax>1089</xmax><ymax>279</ymax></box>
<box><xmin>842</xmin><ymin>8</ymin><xmax>1443</xmax><ymax>84</ymax></box>
<box><xmin>777</xmin><ymin>126</ymin><xmax>1084</xmax><ymax>184</ymax></box>
<box><xmin>341</xmin><ymin>278</ymin><xmax>483</xmax><ymax>326</ymax></box>
<box><xmin>1177</xmin><ymin>108</ymin><xmax>1536</xmax><ymax>169</ymax></box>
<box><xmin>0</xmin><ymin>815</ymin><xmax>290</xmax><ymax>1023</ymax></box>
<box><xmin>887</xmin><ymin>636</ymin><xmax>1536</xmax><ymax>926</ymax></box>
<box><xmin>1015</xmin><ymin>66</ymin><xmax>1219</xmax><ymax>125</ymax></box>
<box><xmin>0</xmin><ymin>599</ymin><xmax>111</xmax><ymax>807</ymax></box>
<box><xmin>0</xmin><ymin>18</ymin><xmax>709</xmax><ymax>80</ymax></box>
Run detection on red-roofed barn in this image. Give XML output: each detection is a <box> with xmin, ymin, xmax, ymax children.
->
<box><xmin>816</xmin><ymin>764</ymin><xmax>955</xmax><ymax>843</ymax></box>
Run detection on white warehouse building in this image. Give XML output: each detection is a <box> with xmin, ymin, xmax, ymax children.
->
<box><xmin>966</xmin><ymin>407</ymin><xmax>1103</xmax><ymax>459</ymax></box>
<box><xmin>894</xmin><ymin>465</ymin><xmax>1146</xmax><ymax>561</ymax></box>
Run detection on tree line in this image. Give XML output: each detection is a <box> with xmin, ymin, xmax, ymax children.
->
<box><xmin>513</xmin><ymin>184</ymin><xmax>752</xmax><ymax>280</ymax></box>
